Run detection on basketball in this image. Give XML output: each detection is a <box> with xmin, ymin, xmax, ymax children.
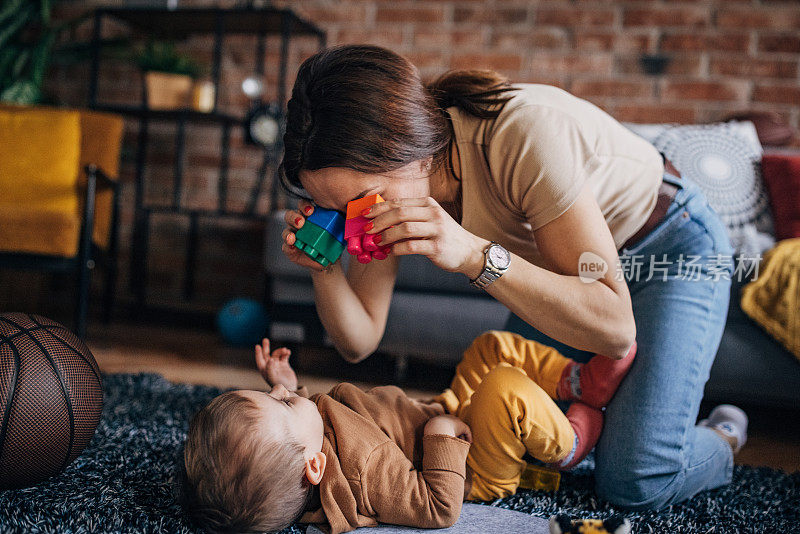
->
<box><xmin>0</xmin><ymin>313</ymin><xmax>103</xmax><ymax>490</ymax></box>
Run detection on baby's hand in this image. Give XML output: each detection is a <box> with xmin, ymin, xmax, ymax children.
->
<box><xmin>424</xmin><ymin>415</ymin><xmax>472</xmax><ymax>444</ymax></box>
<box><xmin>255</xmin><ymin>338</ymin><xmax>298</xmax><ymax>391</ymax></box>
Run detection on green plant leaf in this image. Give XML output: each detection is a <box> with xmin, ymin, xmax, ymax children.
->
<box><xmin>1</xmin><ymin>79</ymin><xmax>40</xmax><ymax>104</ymax></box>
<box><xmin>0</xmin><ymin>2</ymin><xmax>36</xmax><ymax>51</ymax></box>
<box><xmin>0</xmin><ymin>0</ymin><xmax>26</xmax><ymax>28</ymax></box>
<box><xmin>11</xmin><ymin>48</ymin><xmax>31</xmax><ymax>79</ymax></box>
<box><xmin>137</xmin><ymin>39</ymin><xmax>201</xmax><ymax>78</ymax></box>
<box><xmin>0</xmin><ymin>45</ymin><xmax>19</xmax><ymax>82</ymax></box>
<box><xmin>40</xmin><ymin>0</ymin><xmax>51</xmax><ymax>24</ymax></box>
<box><xmin>30</xmin><ymin>30</ymin><xmax>55</xmax><ymax>86</ymax></box>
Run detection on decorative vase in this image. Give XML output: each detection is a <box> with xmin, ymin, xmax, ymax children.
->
<box><xmin>144</xmin><ymin>71</ymin><xmax>193</xmax><ymax>110</ymax></box>
<box><xmin>192</xmin><ymin>79</ymin><xmax>215</xmax><ymax>112</ymax></box>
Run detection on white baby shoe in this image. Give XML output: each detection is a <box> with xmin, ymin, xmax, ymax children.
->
<box><xmin>698</xmin><ymin>404</ymin><xmax>748</xmax><ymax>454</ymax></box>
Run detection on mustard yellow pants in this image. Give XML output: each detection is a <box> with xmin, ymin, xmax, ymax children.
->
<box><xmin>434</xmin><ymin>330</ymin><xmax>576</xmax><ymax>501</ymax></box>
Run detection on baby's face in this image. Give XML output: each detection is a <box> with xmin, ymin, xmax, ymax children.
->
<box><xmin>238</xmin><ymin>385</ymin><xmax>324</xmax><ymax>454</ymax></box>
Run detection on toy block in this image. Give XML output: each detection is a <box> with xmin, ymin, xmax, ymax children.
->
<box><xmin>344</xmin><ymin>194</ymin><xmax>391</xmax><ymax>263</ymax></box>
<box><xmin>519</xmin><ymin>464</ymin><xmax>560</xmax><ymax>492</ymax></box>
<box><xmin>295</xmin><ymin>233</ymin><xmax>344</xmax><ymax>266</ymax></box>
<box><xmin>294</xmin><ymin>221</ymin><xmax>345</xmax><ymax>266</ymax></box>
<box><xmin>344</xmin><ymin>215</ymin><xmax>371</xmax><ymax>244</ymax></box>
<box><xmin>306</xmin><ymin>206</ymin><xmax>345</xmax><ymax>244</ymax></box>
<box><xmin>346</xmin><ymin>193</ymin><xmax>385</xmax><ymax>220</ymax></box>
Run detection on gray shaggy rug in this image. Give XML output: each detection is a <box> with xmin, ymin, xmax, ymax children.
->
<box><xmin>0</xmin><ymin>373</ymin><xmax>798</xmax><ymax>533</ymax></box>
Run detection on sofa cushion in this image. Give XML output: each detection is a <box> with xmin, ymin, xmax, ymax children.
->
<box><xmin>0</xmin><ymin>104</ymin><xmax>124</xmax><ymax>250</ymax></box>
<box><xmin>761</xmin><ymin>152</ymin><xmax>800</xmax><ymax>240</ymax></box>
<box><xmin>623</xmin><ymin>120</ymin><xmax>775</xmax><ymax>257</ymax></box>
<box><xmin>0</xmin><ymin>205</ymin><xmax>80</xmax><ymax>257</ymax></box>
<box><xmin>380</xmin><ymin>292</ymin><xmax>510</xmax><ymax>362</ymax></box>
<box><xmin>0</xmin><ymin>107</ymin><xmax>82</xmax><ymax>257</ymax></box>
<box><xmin>739</xmin><ymin>238</ymin><xmax>800</xmax><ymax>361</ymax></box>
<box><xmin>708</xmin><ymin>276</ymin><xmax>800</xmax><ymax>408</ymax></box>
<box><xmin>77</xmin><ymin>110</ymin><xmax>124</xmax><ymax>249</ymax></box>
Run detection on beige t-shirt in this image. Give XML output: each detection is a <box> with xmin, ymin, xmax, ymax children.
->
<box><xmin>448</xmin><ymin>83</ymin><xmax>664</xmax><ymax>268</ymax></box>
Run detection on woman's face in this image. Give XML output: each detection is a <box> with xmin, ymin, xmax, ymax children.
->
<box><xmin>298</xmin><ymin>158</ymin><xmax>432</xmax><ymax>212</ymax></box>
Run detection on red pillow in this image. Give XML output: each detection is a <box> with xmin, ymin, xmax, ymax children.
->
<box><xmin>761</xmin><ymin>153</ymin><xmax>800</xmax><ymax>240</ymax></box>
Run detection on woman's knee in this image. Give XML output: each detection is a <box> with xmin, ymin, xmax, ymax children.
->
<box><xmin>594</xmin><ymin>456</ymin><xmax>682</xmax><ymax>511</ymax></box>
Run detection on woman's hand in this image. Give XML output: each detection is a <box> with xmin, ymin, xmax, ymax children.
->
<box><xmin>424</xmin><ymin>414</ymin><xmax>473</xmax><ymax>443</ymax></box>
<box><xmin>363</xmin><ymin>197</ymin><xmax>489</xmax><ymax>277</ymax></box>
<box><xmin>254</xmin><ymin>337</ymin><xmax>298</xmax><ymax>391</ymax></box>
<box><xmin>281</xmin><ymin>201</ymin><xmax>330</xmax><ymax>272</ymax></box>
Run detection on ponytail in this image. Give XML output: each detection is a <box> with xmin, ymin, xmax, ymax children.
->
<box><xmin>425</xmin><ymin>69</ymin><xmax>520</xmax><ymax>120</ymax></box>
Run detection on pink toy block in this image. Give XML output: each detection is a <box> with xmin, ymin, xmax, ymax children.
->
<box><xmin>345</xmin><ymin>194</ymin><xmax>391</xmax><ymax>263</ymax></box>
<box><xmin>344</xmin><ymin>215</ymin><xmax>370</xmax><ymax>242</ymax></box>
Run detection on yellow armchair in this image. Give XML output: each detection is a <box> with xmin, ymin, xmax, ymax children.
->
<box><xmin>0</xmin><ymin>104</ymin><xmax>124</xmax><ymax>338</ymax></box>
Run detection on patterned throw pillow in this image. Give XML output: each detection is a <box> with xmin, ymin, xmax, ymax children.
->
<box><xmin>623</xmin><ymin>121</ymin><xmax>775</xmax><ymax>257</ymax></box>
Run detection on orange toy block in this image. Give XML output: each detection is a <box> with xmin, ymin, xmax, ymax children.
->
<box><xmin>346</xmin><ymin>193</ymin><xmax>385</xmax><ymax>220</ymax></box>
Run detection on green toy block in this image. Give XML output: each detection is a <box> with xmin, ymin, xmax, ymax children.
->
<box><xmin>294</xmin><ymin>221</ymin><xmax>346</xmax><ymax>266</ymax></box>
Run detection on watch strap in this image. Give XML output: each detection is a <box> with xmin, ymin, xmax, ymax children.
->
<box><xmin>470</xmin><ymin>242</ymin><xmax>509</xmax><ymax>289</ymax></box>
<box><xmin>471</xmin><ymin>269</ymin><xmax>501</xmax><ymax>289</ymax></box>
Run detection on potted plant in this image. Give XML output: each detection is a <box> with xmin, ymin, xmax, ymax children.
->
<box><xmin>0</xmin><ymin>0</ymin><xmax>128</xmax><ymax>105</ymax></box>
<box><xmin>137</xmin><ymin>40</ymin><xmax>201</xmax><ymax>110</ymax></box>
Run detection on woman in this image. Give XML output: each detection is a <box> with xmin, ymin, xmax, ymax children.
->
<box><xmin>277</xmin><ymin>45</ymin><xmax>745</xmax><ymax>510</ymax></box>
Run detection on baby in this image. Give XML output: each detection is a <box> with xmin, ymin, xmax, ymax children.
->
<box><xmin>181</xmin><ymin>332</ymin><xmax>636</xmax><ymax>534</ymax></box>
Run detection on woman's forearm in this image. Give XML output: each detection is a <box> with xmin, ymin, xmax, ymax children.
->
<box><xmin>496</xmin><ymin>257</ymin><xmax>634</xmax><ymax>357</ymax></box>
<box><xmin>310</xmin><ymin>257</ymin><xmax>397</xmax><ymax>362</ymax></box>
<box><xmin>311</xmin><ymin>264</ymin><xmax>376</xmax><ymax>361</ymax></box>
<box><xmin>464</xmin><ymin>241</ymin><xmax>635</xmax><ymax>358</ymax></box>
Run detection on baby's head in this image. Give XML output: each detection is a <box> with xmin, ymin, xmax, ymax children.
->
<box><xmin>182</xmin><ymin>384</ymin><xmax>326</xmax><ymax>533</ymax></box>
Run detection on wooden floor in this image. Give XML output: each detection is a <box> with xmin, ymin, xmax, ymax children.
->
<box><xmin>87</xmin><ymin>321</ymin><xmax>800</xmax><ymax>473</ymax></box>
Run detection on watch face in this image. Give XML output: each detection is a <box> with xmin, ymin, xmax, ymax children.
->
<box><xmin>488</xmin><ymin>244</ymin><xmax>511</xmax><ymax>269</ymax></box>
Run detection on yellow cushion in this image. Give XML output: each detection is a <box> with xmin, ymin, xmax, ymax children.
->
<box><xmin>77</xmin><ymin>110</ymin><xmax>124</xmax><ymax>249</ymax></box>
<box><xmin>740</xmin><ymin>238</ymin><xmax>800</xmax><ymax>361</ymax></box>
<box><xmin>0</xmin><ymin>104</ymin><xmax>124</xmax><ymax>251</ymax></box>
<box><xmin>0</xmin><ymin>107</ymin><xmax>82</xmax><ymax>257</ymax></box>
<box><xmin>0</xmin><ymin>205</ymin><xmax>80</xmax><ymax>257</ymax></box>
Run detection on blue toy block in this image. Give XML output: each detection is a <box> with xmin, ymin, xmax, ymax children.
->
<box><xmin>306</xmin><ymin>206</ymin><xmax>345</xmax><ymax>244</ymax></box>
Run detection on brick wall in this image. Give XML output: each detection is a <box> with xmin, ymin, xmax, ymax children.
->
<box><xmin>25</xmin><ymin>0</ymin><xmax>799</xmax><ymax>318</ymax></box>
<box><xmin>288</xmin><ymin>0</ymin><xmax>800</xmax><ymax>127</ymax></box>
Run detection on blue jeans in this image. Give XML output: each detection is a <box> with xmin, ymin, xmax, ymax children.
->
<box><xmin>505</xmin><ymin>172</ymin><xmax>735</xmax><ymax>510</ymax></box>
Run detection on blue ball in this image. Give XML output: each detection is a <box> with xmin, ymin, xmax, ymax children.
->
<box><xmin>216</xmin><ymin>298</ymin><xmax>270</xmax><ymax>347</ymax></box>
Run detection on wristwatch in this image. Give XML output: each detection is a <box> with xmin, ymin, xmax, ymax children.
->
<box><xmin>470</xmin><ymin>242</ymin><xmax>511</xmax><ymax>289</ymax></box>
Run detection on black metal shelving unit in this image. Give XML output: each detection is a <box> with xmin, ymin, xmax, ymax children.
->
<box><xmin>87</xmin><ymin>6</ymin><xmax>325</xmax><ymax>319</ymax></box>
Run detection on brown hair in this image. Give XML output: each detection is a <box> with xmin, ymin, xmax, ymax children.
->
<box><xmin>278</xmin><ymin>44</ymin><xmax>520</xmax><ymax>199</ymax></box>
<box><xmin>181</xmin><ymin>391</ymin><xmax>310</xmax><ymax>533</ymax></box>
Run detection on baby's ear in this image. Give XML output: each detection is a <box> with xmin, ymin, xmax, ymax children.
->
<box><xmin>304</xmin><ymin>451</ymin><xmax>327</xmax><ymax>485</ymax></box>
